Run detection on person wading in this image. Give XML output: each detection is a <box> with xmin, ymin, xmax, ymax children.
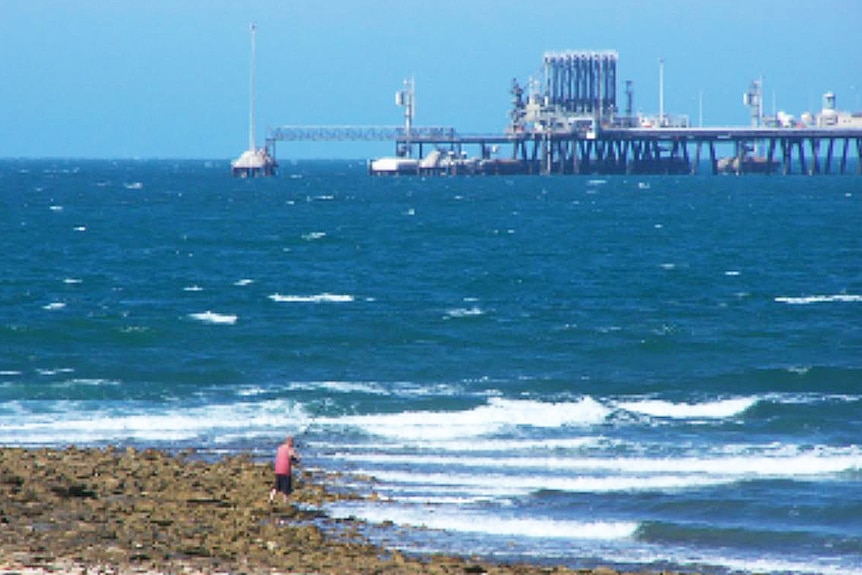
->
<box><xmin>269</xmin><ymin>436</ymin><xmax>300</xmax><ymax>503</ymax></box>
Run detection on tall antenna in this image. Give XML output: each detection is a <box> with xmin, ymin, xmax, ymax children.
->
<box><xmin>248</xmin><ymin>23</ymin><xmax>257</xmax><ymax>151</ymax></box>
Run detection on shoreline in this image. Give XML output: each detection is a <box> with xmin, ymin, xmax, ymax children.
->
<box><xmin>0</xmin><ymin>446</ymin><xmax>668</xmax><ymax>575</ymax></box>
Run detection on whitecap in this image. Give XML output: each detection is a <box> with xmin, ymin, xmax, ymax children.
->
<box><xmin>327</xmin><ymin>503</ymin><xmax>638</xmax><ymax>541</ymax></box>
<box><xmin>344</xmin><ymin>468</ymin><xmax>731</xmax><ymax>495</ymax></box>
<box><xmin>188</xmin><ymin>311</ymin><xmax>238</xmax><ymax>325</ymax></box>
<box><xmin>332</xmin><ymin>444</ymin><xmax>862</xmax><ymax>479</ymax></box>
<box><xmin>183</xmin><ymin>285</ymin><xmax>204</xmax><ymax>292</ymax></box>
<box><xmin>63</xmin><ymin>278</ymin><xmax>82</xmax><ymax>284</ymax></box>
<box><xmin>269</xmin><ymin>293</ymin><xmax>354</xmax><ymax>303</ymax></box>
<box><xmin>301</xmin><ymin>231</ymin><xmax>327</xmax><ymax>241</ymax></box>
<box><xmin>43</xmin><ymin>302</ymin><xmax>66</xmax><ymax>311</ymax></box>
<box><xmin>444</xmin><ymin>307</ymin><xmax>484</xmax><ymax>319</ymax></box>
<box><xmin>775</xmin><ymin>294</ymin><xmax>862</xmax><ymax>304</ymax></box>
<box><xmin>73</xmin><ymin>226</ymin><xmax>86</xmax><ymax>232</ymax></box>
<box><xmin>325</xmin><ymin>397</ymin><xmax>611</xmax><ymax>441</ymax></box>
<box><xmin>615</xmin><ymin>396</ymin><xmax>757</xmax><ymax>419</ymax></box>
<box><xmin>49</xmin><ymin>205</ymin><xmax>64</xmax><ymax>212</ymax></box>
<box><xmin>234</xmin><ymin>279</ymin><xmax>254</xmax><ymax>286</ymax></box>
<box><xmin>0</xmin><ymin>398</ymin><xmax>309</xmax><ymax>445</ymax></box>
<box><xmin>36</xmin><ymin>368</ymin><xmax>74</xmax><ymax>376</ymax></box>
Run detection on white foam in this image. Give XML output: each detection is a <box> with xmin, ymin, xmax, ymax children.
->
<box><xmin>348</xmin><ymin>468</ymin><xmax>732</xmax><ymax>495</ymax></box>
<box><xmin>234</xmin><ymin>278</ymin><xmax>254</xmax><ymax>286</ymax></box>
<box><xmin>444</xmin><ymin>307</ymin><xmax>485</xmax><ymax>319</ymax></box>
<box><xmin>327</xmin><ymin>503</ymin><xmax>637</xmax><ymax>541</ymax></box>
<box><xmin>183</xmin><ymin>285</ymin><xmax>204</xmax><ymax>292</ymax></box>
<box><xmin>188</xmin><ymin>311</ymin><xmax>237</xmax><ymax>325</ymax></box>
<box><xmin>615</xmin><ymin>396</ymin><xmax>757</xmax><ymax>419</ymax></box>
<box><xmin>330</xmin><ymin>447</ymin><xmax>862</xmax><ymax>478</ymax></box>
<box><xmin>775</xmin><ymin>294</ymin><xmax>862</xmax><ymax>304</ymax></box>
<box><xmin>325</xmin><ymin>397</ymin><xmax>611</xmax><ymax>441</ymax></box>
<box><xmin>269</xmin><ymin>293</ymin><xmax>354</xmax><ymax>303</ymax></box>
<box><xmin>49</xmin><ymin>205</ymin><xmax>64</xmax><ymax>211</ymax></box>
<box><xmin>301</xmin><ymin>231</ymin><xmax>326</xmax><ymax>241</ymax></box>
<box><xmin>309</xmin><ymin>436</ymin><xmax>607</xmax><ymax>455</ymax></box>
<box><xmin>73</xmin><ymin>226</ymin><xmax>86</xmax><ymax>232</ymax></box>
<box><xmin>36</xmin><ymin>368</ymin><xmax>75</xmax><ymax>376</ymax></box>
<box><xmin>0</xmin><ymin>399</ymin><xmax>309</xmax><ymax>445</ymax></box>
<box><xmin>63</xmin><ymin>278</ymin><xmax>82</xmax><ymax>284</ymax></box>
<box><xmin>43</xmin><ymin>302</ymin><xmax>66</xmax><ymax>311</ymax></box>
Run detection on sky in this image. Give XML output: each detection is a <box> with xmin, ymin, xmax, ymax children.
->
<box><xmin>1</xmin><ymin>0</ymin><xmax>860</xmax><ymax>159</ymax></box>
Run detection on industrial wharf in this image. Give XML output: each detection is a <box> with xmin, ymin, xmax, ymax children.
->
<box><xmin>268</xmin><ymin>124</ymin><xmax>862</xmax><ymax>176</ymax></box>
<box><xmin>253</xmin><ymin>50</ymin><xmax>862</xmax><ymax>177</ymax></box>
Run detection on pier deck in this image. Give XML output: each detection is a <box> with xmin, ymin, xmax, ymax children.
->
<box><xmin>268</xmin><ymin>125</ymin><xmax>862</xmax><ymax>176</ymax></box>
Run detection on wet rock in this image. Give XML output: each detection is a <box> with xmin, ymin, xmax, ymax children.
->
<box><xmin>0</xmin><ymin>447</ymin><xmax>689</xmax><ymax>575</ymax></box>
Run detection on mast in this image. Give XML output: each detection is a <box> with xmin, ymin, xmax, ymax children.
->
<box><xmin>248</xmin><ymin>23</ymin><xmax>257</xmax><ymax>151</ymax></box>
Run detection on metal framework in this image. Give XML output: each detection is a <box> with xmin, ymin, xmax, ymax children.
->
<box><xmin>543</xmin><ymin>51</ymin><xmax>618</xmax><ymax>119</ymax></box>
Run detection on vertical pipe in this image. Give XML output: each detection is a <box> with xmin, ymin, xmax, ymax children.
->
<box><xmin>658</xmin><ymin>58</ymin><xmax>664</xmax><ymax>127</ymax></box>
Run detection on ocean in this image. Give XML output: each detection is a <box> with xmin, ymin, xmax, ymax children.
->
<box><xmin>1</xmin><ymin>158</ymin><xmax>861</xmax><ymax>574</ymax></box>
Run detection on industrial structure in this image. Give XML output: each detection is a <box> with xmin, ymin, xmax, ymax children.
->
<box><xmin>263</xmin><ymin>49</ymin><xmax>862</xmax><ymax>176</ymax></box>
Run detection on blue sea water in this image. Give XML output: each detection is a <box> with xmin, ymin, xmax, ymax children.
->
<box><xmin>1</xmin><ymin>158</ymin><xmax>861</xmax><ymax>574</ymax></box>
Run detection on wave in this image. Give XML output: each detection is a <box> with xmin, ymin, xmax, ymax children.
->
<box><xmin>444</xmin><ymin>307</ymin><xmax>485</xmax><ymax>319</ymax></box>
<box><xmin>328</xmin><ymin>446</ymin><xmax>862</xmax><ymax>479</ymax></box>
<box><xmin>775</xmin><ymin>294</ymin><xmax>862</xmax><ymax>305</ymax></box>
<box><xmin>342</xmin><ymin>468</ymin><xmax>734</xmax><ymax>496</ymax></box>
<box><xmin>0</xmin><ymin>399</ymin><xmax>309</xmax><ymax>445</ymax></box>
<box><xmin>637</xmin><ymin>522</ymin><xmax>862</xmax><ymax>575</ymax></box>
<box><xmin>614</xmin><ymin>396</ymin><xmax>757</xmax><ymax>419</ymax></box>
<box><xmin>269</xmin><ymin>293</ymin><xmax>354</xmax><ymax>303</ymax></box>
<box><xmin>325</xmin><ymin>397</ymin><xmax>611</xmax><ymax>441</ymax></box>
<box><xmin>326</xmin><ymin>502</ymin><xmax>638</xmax><ymax>541</ymax></box>
<box><xmin>188</xmin><ymin>311</ymin><xmax>237</xmax><ymax>325</ymax></box>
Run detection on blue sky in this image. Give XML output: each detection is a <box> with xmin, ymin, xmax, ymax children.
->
<box><xmin>2</xmin><ymin>0</ymin><xmax>860</xmax><ymax>159</ymax></box>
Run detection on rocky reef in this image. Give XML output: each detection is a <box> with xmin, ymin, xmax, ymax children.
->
<box><xmin>0</xmin><ymin>446</ymin><xmax>653</xmax><ymax>574</ymax></box>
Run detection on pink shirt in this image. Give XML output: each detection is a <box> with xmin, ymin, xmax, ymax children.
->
<box><xmin>275</xmin><ymin>444</ymin><xmax>297</xmax><ymax>475</ymax></box>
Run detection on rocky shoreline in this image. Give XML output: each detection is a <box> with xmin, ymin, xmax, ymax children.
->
<box><xmin>0</xmin><ymin>447</ymin><xmax>659</xmax><ymax>575</ymax></box>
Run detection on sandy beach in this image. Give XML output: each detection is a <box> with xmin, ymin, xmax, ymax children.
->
<box><xmin>0</xmin><ymin>446</ymin><xmax>647</xmax><ymax>575</ymax></box>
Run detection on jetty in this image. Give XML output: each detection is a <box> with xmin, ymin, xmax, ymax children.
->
<box><xmin>263</xmin><ymin>51</ymin><xmax>862</xmax><ymax>176</ymax></box>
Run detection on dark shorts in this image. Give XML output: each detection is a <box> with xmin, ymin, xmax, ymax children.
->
<box><xmin>274</xmin><ymin>473</ymin><xmax>292</xmax><ymax>495</ymax></box>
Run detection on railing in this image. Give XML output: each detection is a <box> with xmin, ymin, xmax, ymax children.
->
<box><xmin>268</xmin><ymin>125</ymin><xmax>458</xmax><ymax>142</ymax></box>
